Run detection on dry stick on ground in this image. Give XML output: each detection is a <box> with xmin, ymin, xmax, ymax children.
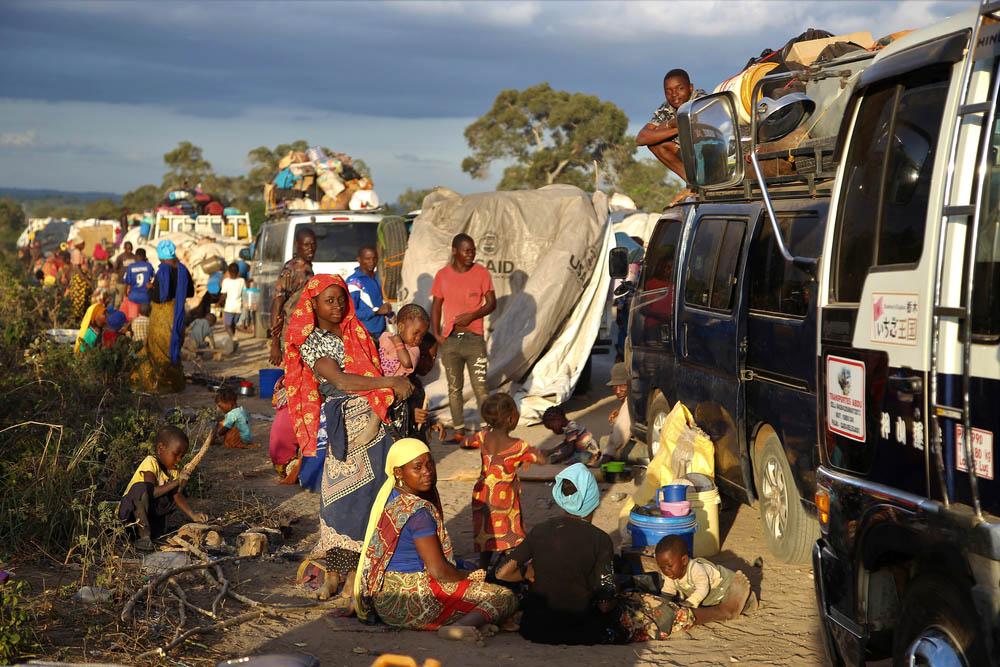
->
<box><xmin>168</xmin><ymin>536</ymin><xmax>327</xmax><ymax>610</ymax></box>
<box><xmin>135</xmin><ymin>609</ymin><xmax>272</xmax><ymax>660</ymax></box>
<box><xmin>120</xmin><ymin>556</ymin><xmax>238</xmax><ymax>622</ymax></box>
<box><xmin>169</xmin><ymin>578</ymin><xmax>216</xmax><ymax>620</ymax></box>
<box><xmin>210</xmin><ymin>561</ymin><xmax>228</xmax><ymax>617</ymax></box>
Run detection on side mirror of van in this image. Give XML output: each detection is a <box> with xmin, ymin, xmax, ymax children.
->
<box><xmin>609</xmin><ymin>247</ymin><xmax>629</xmax><ymax>279</ymax></box>
<box><xmin>677</xmin><ymin>92</ymin><xmax>744</xmax><ymax>190</ymax></box>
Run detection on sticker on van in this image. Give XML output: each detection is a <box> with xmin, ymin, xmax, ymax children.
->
<box><xmin>871</xmin><ymin>292</ymin><xmax>918</xmax><ymax>347</ymax></box>
<box><xmin>827</xmin><ymin>355</ymin><xmax>866</xmax><ymax>442</ymax></box>
<box><xmin>955</xmin><ymin>425</ymin><xmax>994</xmax><ymax>480</ymax></box>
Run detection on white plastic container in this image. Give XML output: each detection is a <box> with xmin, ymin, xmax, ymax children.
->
<box><xmin>688</xmin><ymin>486</ymin><xmax>722</xmax><ymax>557</ymax></box>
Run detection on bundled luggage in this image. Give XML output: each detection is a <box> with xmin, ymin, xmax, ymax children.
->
<box><xmin>265</xmin><ymin>146</ymin><xmax>380</xmax><ymax>213</ymax></box>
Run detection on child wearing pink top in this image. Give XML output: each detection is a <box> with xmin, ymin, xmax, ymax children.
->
<box><xmin>379</xmin><ymin>304</ymin><xmax>430</xmax><ymax>377</ymax></box>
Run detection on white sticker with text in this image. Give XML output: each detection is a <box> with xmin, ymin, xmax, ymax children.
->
<box><xmin>955</xmin><ymin>425</ymin><xmax>994</xmax><ymax>480</ymax></box>
<box><xmin>871</xmin><ymin>292</ymin><xmax>919</xmax><ymax>347</ymax></box>
<box><xmin>827</xmin><ymin>356</ymin><xmax>866</xmax><ymax>442</ymax></box>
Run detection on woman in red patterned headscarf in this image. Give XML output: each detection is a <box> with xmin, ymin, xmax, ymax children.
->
<box><xmin>283</xmin><ymin>274</ymin><xmax>413</xmax><ymax>601</ymax></box>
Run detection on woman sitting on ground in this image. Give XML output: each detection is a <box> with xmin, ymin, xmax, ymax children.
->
<box><xmin>284</xmin><ymin>275</ymin><xmax>413</xmax><ymax>605</ymax></box>
<box><xmin>354</xmin><ymin>438</ymin><xmax>517</xmax><ymax>640</ymax></box>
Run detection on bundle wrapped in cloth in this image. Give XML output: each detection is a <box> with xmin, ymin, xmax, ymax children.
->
<box><xmin>267</xmin><ymin>146</ymin><xmax>380</xmax><ymax>213</ymax></box>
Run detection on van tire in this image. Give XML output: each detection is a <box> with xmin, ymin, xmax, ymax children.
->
<box><xmin>378</xmin><ymin>216</ymin><xmax>408</xmax><ymax>302</ymax></box>
<box><xmin>754</xmin><ymin>435</ymin><xmax>816</xmax><ymax>564</ymax></box>
<box><xmin>646</xmin><ymin>393</ymin><xmax>670</xmax><ymax>458</ymax></box>
<box><xmin>891</xmin><ymin>574</ymin><xmax>987</xmax><ymax>667</ymax></box>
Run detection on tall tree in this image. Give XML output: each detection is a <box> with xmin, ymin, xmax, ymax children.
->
<box><xmin>121</xmin><ymin>184</ymin><xmax>161</xmax><ymax>212</ymax></box>
<box><xmin>82</xmin><ymin>199</ymin><xmax>122</xmax><ymax>220</ymax></box>
<box><xmin>246</xmin><ymin>140</ymin><xmax>309</xmax><ymax>188</ymax></box>
<box><xmin>605</xmin><ymin>145</ymin><xmax>683</xmax><ymax>212</ymax></box>
<box><xmin>161</xmin><ymin>141</ymin><xmax>214</xmax><ymax>190</ymax></box>
<box><xmin>462</xmin><ymin>83</ymin><xmax>629</xmax><ymax>191</ymax></box>
<box><xmin>0</xmin><ymin>198</ymin><xmax>26</xmax><ymax>247</ymax></box>
<box><xmin>394</xmin><ymin>187</ymin><xmax>435</xmax><ymax>214</ymax></box>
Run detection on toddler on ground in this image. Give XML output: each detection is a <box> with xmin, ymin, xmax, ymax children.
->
<box><xmin>118</xmin><ymin>425</ymin><xmax>207</xmax><ymax>551</ymax></box>
<box><xmin>542</xmin><ymin>405</ymin><xmax>600</xmax><ymax>466</ymax></box>
<box><xmin>655</xmin><ymin>535</ymin><xmax>756</xmax><ymax>624</ymax></box>
<box><xmin>213</xmin><ymin>386</ymin><xmax>254</xmax><ymax>449</ymax></box>
<box><xmin>471</xmin><ymin>392</ymin><xmax>541</xmax><ymax>569</ymax></box>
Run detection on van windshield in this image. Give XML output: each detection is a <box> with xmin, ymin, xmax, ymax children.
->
<box><xmin>296</xmin><ymin>223</ymin><xmax>379</xmax><ymax>263</ymax></box>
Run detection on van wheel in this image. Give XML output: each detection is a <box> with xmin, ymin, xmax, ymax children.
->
<box><xmin>892</xmin><ymin>574</ymin><xmax>986</xmax><ymax>667</ymax></box>
<box><xmin>754</xmin><ymin>435</ymin><xmax>815</xmax><ymax>563</ymax></box>
<box><xmin>646</xmin><ymin>393</ymin><xmax>670</xmax><ymax>458</ymax></box>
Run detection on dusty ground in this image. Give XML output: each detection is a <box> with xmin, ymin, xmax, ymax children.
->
<box><xmin>35</xmin><ymin>329</ymin><xmax>825</xmax><ymax>666</ymax></box>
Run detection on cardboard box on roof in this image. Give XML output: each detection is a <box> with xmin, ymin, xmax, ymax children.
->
<box><xmin>786</xmin><ymin>31</ymin><xmax>873</xmax><ymax>67</ymax></box>
<box><xmin>75</xmin><ymin>224</ymin><xmax>116</xmax><ymax>250</ymax></box>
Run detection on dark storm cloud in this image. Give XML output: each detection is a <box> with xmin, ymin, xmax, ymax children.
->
<box><xmin>0</xmin><ymin>1</ymin><xmax>960</xmax><ymax>124</ymax></box>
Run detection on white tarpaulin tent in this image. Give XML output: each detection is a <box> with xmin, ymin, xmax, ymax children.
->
<box><xmin>399</xmin><ymin>185</ymin><xmax>611</xmax><ymax>424</ymax></box>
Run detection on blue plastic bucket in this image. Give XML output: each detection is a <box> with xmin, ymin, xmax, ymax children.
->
<box><xmin>259</xmin><ymin>368</ymin><xmax>284</xmax><ymax>399</ymax></box>
<box><xmin>628</xmin><ymin>504</ymin><xmax>698</xmax><ymax>554</ymax></box>
<box><xmin>659</xmin><ymin>484</ymin><xmax>689</xmax><ymax>503</ymax></box>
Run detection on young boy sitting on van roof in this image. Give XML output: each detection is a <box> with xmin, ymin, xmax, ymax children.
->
<box><xmin>655</xmin><ymin>535</ymin><xmax>756</xmax><ymax>624</ymax></box>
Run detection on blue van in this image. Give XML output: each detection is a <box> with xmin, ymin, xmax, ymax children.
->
<box><xmin>617</xmin><ymin>194</ymin><xmax>827</xmax><ymax>563</ymax></box>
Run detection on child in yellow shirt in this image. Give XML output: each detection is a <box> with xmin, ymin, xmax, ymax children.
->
<box><xmin>118</xmin><ymin>425</ymin><xmax>207</xmax><ymax>551</ymax></box>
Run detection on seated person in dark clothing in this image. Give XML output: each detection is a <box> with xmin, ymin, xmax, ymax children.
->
<box><xmin>117</xmin><ymin>426</ymin><xmax>207</xmax><ymax>551</ymax></box>
<box><xmin>496</xmin><ymin>463</ymin><xmax>623</xmax><ymax>645</ymax></box>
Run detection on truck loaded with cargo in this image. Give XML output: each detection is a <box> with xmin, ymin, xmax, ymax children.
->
<box><xmin>651</xmin><ymin>2</ymin><xmax>1000</xmax><ymax>663</ymax></box>
<box><xmin>611</xmin><ymin>30</ymin><xmax>880</xmax><ymax>565</ymax></box>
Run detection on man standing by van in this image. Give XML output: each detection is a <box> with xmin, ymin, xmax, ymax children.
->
<box><xmin>636</xmin><ymin>68</ymin><xmax>706</xmax><ymax>181</ymax></box>
<box><xmin>268</xmin><ymin>226</ymin><xmax>317</xmax><ymax>366</ymax></box>
<box><xmin>431</xmin><ymin>233</ymin><xmax>496</xmax><ymax>445</ymax></box>
<box><xmin>347</xmin><ymin>244</ymin><xmax>392</xmax><ymax>338</ymax></box>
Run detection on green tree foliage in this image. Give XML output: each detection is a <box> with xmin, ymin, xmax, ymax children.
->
<box><xmin>121</xmin><ymin>184</ymin><xmax>161</xmax><ymax>212</ymax></box>
<box><xmin>609</xmin><ymin>156</ymin><xmax>683</xmax><ymax>212</ymax></box>
<box><xmin>0</xmin><ymin>199</ymin><xmax>26</xmax><ymax>248</ymax></box>
<box><xmin>246</xmin><ymin>140</ymin><xmax>309</xmax><ymax>188</ymax></box>
<box><xmin>394</xmin><ymin>187</ymin><xmax>435</xmax><ymax>214</ymax></box>
<box><xmin>81</xmin><ymin>198</ymin><xmax>122</xmax><ymax>220</ymax></box>
<box><xmin>462</xmin><ymin>83</ymin><xmax>629</xmax><ymax>191</ymax></box>
<box><xmin>161</xmin><ymin>141</ymin><xmax>214</xmax><ymax>190</ymax></box>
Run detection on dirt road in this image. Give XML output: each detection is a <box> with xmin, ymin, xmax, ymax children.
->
<box><xmin>129</xmin><ymin>334</ymin><xmax>825</xmax><ymax>666</ymax></box>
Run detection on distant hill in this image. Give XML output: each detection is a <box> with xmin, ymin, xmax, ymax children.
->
<box><xmin>0</xmin><ymin>187</ymin><xmax>122</xmax><ymax>217</ymax></box>
<box><xmin>0</xmin><ymin>187</ymin><xmax>121</xmax><ymax>203</ymax></box>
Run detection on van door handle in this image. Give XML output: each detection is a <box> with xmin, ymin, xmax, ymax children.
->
<box><xmin>681</xmin><ymin>322</ymin><xmax>689</xmax><ymax>357</ymax></box>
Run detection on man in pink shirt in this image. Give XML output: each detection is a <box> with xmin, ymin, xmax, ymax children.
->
<box><xmin>431</xmin><ymin>233</ymin><xmax>497</xmax><ymax>444</ymax></box>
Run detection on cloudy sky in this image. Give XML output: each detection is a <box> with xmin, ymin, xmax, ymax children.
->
<box><xmin>0</xmin><ymin>0</ymin><xmax>963</xmax><ymax>204</ymax></box>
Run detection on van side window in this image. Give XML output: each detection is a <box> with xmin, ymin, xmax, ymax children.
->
<box><xmin>972</xmin><ymin>116</ymin><xmax>1000</xmax><ymax>340</ymax></box>
<box><xmin>834</xmin><ymin>68</ymin><xmax>949</xmax><ymax>302</ymax></box>
<box><xmin>634</xmin><ymin>220</ymin><xmax>682</xmax><ymax>348</ymax></box>
<box><xmin>263</xmin><ymin>223</ymin><xmax>288</xmax><ymax>263</ymax></box>
<box><xmin>749</xmin><ymin>213</ymin><xmax>822</xmax><ymax>317</ymax></box>
<box><xmin>684</xmin><ymin>218</ymin><xmax>746</xmax><ymax>312</ymax></box>
<box><xmin>877</xmin><ymin>80</ymin><xmax>948</xmax><ymax>265</ymax></box>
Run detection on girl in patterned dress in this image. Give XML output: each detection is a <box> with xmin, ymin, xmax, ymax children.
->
<box><xmin>470</xmin><ymin>392</ymin><xmax>541</xmax><ymax>569</ymax></box>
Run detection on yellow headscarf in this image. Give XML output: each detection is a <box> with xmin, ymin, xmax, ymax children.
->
<box><xmin>74</xmin><ymin>303</ymin><xmax>105</xmax><ymax>353</ymax></box>
<box><xmin>353</xmin><ymin>437</ymin><xmax>431</xmax><ymax>619</ymax></box>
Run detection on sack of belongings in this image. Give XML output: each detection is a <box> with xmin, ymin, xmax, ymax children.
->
<box><xmin>266</xmin><ymin>146</ymin><xmax>381</xmax><ymax>213</ymax></box>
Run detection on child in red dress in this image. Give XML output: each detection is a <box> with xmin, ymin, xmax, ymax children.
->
<box><xmin>471</xmin><ymin>392</ymin><xmax>541</xmax><ymax>569</ymax></box>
